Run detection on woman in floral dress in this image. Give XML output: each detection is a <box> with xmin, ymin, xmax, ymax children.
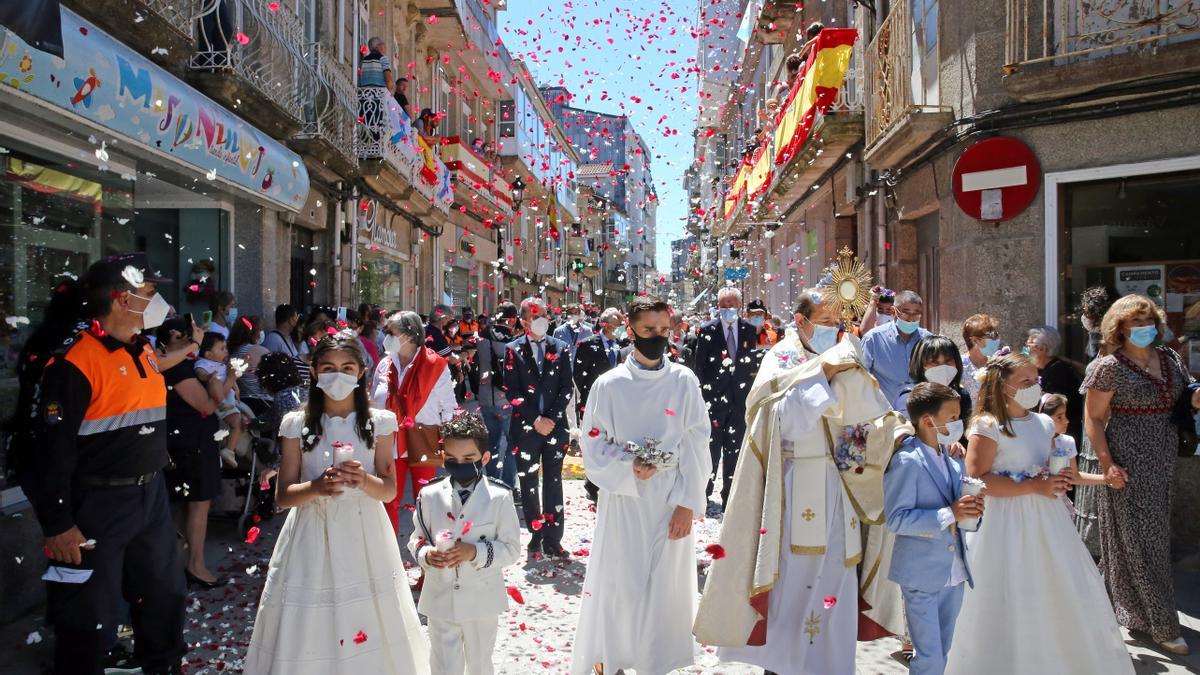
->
<box><xmin>1082</xmin><ymin>294</ymin><xmax>1198</xmax><ymax>655</ymax></box>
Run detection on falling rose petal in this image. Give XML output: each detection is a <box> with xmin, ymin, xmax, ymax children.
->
<box><xmin>823</xmin><ymin>595</ymin><xmax>838</xmax><ymax>609</ymax></box>
<box><xmin>587</xmin><ymin>427</ymin><xmax>601</xmax><ymax>438</ymax></box>
<box><xmin>530</xmin><ymin>516</ymin><xmax>544</xmax><ymax>531</ymax></box>
<box><xmin>244</xmin><ymin>526</ymin><xmax>260</xmax><ymax>544</ymax></box>
<box><xmin>268</xmin><ymin>0</ymin><xmax>280</xmax><ymax>10</ymax></box>
<box><xmin>705</xmin><ymin>544</ymin><xmax>726</xmax><ymax>559</ymax></box>
<box><xmin>507</xmin><ymin>586</ymin><xmax>525</xmax><ymax>604</ymax></box>
<box><xmin>460</xmin><ymin>521</ymin><xmax>474</xmax><ymax>536</ymax></box>
<box><xmin>235</xmin><ymin>32</ymin><xmax>250</xmax><ymax>45</ymax></box>
<box><xmin>759</xmin><ymin>528</ymin><xmax>768</xmax><ymax>534</ymax></box>
<box><xmin>664</xmin><ymin>408</ymin><xmax>676</xmax><ymax>416</ymax></box>
<box><xmin>352</xmin><ymin>630</ymin><xmax>368</xmax><ymax>644</ymax></box>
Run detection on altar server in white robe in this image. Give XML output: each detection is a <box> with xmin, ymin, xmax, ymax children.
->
<box><xmin>571</xmin><ymin>296</ymin><xmax>712</xmax><ymax>675</ymax></box>
<box><xmin>696</xmin><ymin>289</ymin><xmax>899</xmax><ymax>675</ymax></box>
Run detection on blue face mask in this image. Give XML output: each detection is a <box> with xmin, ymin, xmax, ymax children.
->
<box><xmin>1128</xmin><ymin>325</ymin><xmax>1158</xmax><ymax>348</ymax></box>
<box><xmin>807</xmin><ymin>323</ymin><xmax>840</xmax><ymax>354</ymax></box>
<box><xmin>749</xmin><ymin>316</ymin><xmax>765</xmax><ymax>328</ymax></box>
<box><xmin>719</xmin><ymin>308</ymin><xmax>738</xmax><ymax>324</ymax></box>
<box><xmin>980</xmin><ymin>338</ymin><xmax>1001</xmax><ymax>357</ymax></box>
<box><xmin>227</xmin><ymin>307</ymin><xmax>239</xmax><ymax>323</ymax></box>
<box><xmin>895</xmin><ymin>318</ymin><xmax>919</xmax><ymax>335</ymax></box>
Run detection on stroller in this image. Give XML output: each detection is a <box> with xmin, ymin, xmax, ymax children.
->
<box><xmin>209</xmin><ymin>353</ymin><xmax>305</xmax><ymax>536</ymax></box>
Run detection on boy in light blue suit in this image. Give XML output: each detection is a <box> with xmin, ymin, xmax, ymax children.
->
<box><xmin>885</xmin><ymin>382</ymin><xmax>985</xmax><ymax>675</ymax></box>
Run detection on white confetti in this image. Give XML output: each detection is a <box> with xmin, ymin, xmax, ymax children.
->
<box><xmin>214</xmin><ymin>429</ymin><xmax>230</xmax><ymax>442</ymax></box>
<box><xmin>25</xmin><ymin>631</ymin><xmax>41</xmax><ymax>645</ymax></box>
<box><xmin>139</xmin><ymin>426</ymin><xmax>155</xmax><ymax>435</ymax></box>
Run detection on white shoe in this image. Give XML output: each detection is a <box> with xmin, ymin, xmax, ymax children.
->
<box><xmin>1157</xmin><ymin>637</ymin><xmax>1189</xmax><ymax>655</ymax></box>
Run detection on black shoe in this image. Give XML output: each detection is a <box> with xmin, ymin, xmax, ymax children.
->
<box><xmin>186</xmin><ymin>569</ymin><xmax>226</xmax><ymax>589</ymax></box>
<box><xmin>103</xmin><ymin>644</ymin><xmax>140</xmax><ymax>674</ymax></box>
<box><xmin>527</xmin><ymin>535</ymin><xmax>542</xmax><ymax>556</ymax></box>
<box><xmin>542</xmin><ymin>541</ymin><xmax>570</xmax><ymax>559</ymax></box>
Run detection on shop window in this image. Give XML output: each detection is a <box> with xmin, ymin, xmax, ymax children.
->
<box><xmin>1059</xmin><ymin>169</ymin><xmax>1200</xmax><ymax>368</ymax></box>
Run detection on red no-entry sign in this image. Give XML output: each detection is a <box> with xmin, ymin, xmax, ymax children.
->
<box><xmin>952</xmin><ymin>136</ymin><xmax>1041</xmax><ymax>222</ymax></box>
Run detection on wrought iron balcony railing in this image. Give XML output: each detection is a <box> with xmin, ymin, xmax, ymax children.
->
<box><xmin>356</xmin><ymin>86</ymin><xmax>411</xmax><ymax>175</ymax></box>
<box><xmin>864</xmin><ymin>0</ymin><xmax>952</xmax><ymax>150</ymax></box>
<box><xmin>296</xmin><ymin>42</ymin><xmax>357</xmax><ymax>169</ymax></box>
<box><xmin>191</xmin><ymin>0</ymin><xmax>307</xmax><ymax>124</ymax></box>
<box><xmin>136</xmin><ymin>0</ymin><xmax>202</xmax><ymax>41</ymax></box>
<box><xmin>1005</xmin><ymin>0</ymin><xmax>1200</xmax><ymax>68</ymax></box>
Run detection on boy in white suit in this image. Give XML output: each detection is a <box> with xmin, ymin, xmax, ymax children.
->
<box><xmin>884</xmin><ymin>382</ymin><xmax>984</xmax><ymax>675</ymax></box>
<box><xmin>409</xmin><ymin>412</ymin><xmax>522</xmax><ymax>675</ymax></box>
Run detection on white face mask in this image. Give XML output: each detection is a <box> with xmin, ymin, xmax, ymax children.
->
<box><xmin>876</xmin><ymin>312</ymin><xmax>893</xmax><ymax>325</ymax></box>
<box><xmin>383</xmin><ymin>334</ymin><xmax>405</xmax><ymax>355</ymax></box>
<box><xmin>924</xmin><ymin>364</ymin><xmax>958</xmax><ymax>387</ymax></box>
<box><xmin>129</xmin><ymin>292</ymin><xmax>170</xmax><ymax>330</ymax></box>
<box><xmin>529</xmin><ymin>317</ymin><xmax>549</xmax><ymax>337</ymax></box>
<box><xmin>1009</xmin><ymin>382</ymin><xmax>1043</xmax><ymax>410</ymax></box>
<box><xmin>807</xmin><ymin>323</ymin><xmax>840</xmax><ymax>354</ymax></box>
<box><xmin>316</xmin><ymin>372</ymin><xmax>360</xmax><ymax>401</ymax></box>
<box><xmin>934</xmin><ymin>419</ymin><xmax>965</xmax><ymax>446</ymax></box>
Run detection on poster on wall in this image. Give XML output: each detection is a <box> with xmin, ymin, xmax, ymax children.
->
<box><xmin>1115</xmin><ymin>265</ymin><xmax>1166</xmax><ymax>307</ymax></box>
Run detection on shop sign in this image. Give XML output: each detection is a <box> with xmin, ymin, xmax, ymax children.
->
<box><xmin>952</xmin><ymin>136</ymin><xmax>1040</xmax><ymax>222</ymax></box>
<box><xmin>0</xmin><ymin>8</ymin><xmax>309</xmax><ymax>211</ymax></box>
<box><xmin>1115</xmin><ymin>265</ymin><xmax>1165</xmax><ymax>307</ymax></box>
<box><xmin>358</xmin><ymin>199</ymin><xmax>398</xmax><ymax>250</ymax></box>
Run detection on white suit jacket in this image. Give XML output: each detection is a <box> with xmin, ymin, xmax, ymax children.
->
<box><xmin>407</xmin><ymin>474</ymin><xmax>522</xmax><ymax>622</ymax></box>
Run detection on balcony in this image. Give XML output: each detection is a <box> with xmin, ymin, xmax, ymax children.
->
<box><xmin>439</xmin><ymin>137</ymin><xmax>514</xmax><ymax>218</ymax></box>
<box><xmin>1003</xmin><ymin>0</ymin><xmax>1200</xmax><ymax>101</ymax></box>
<box><xmin>63</xmin><ymin>0</ymin><xmax>200</xmax><ymax>71</ymax></box>
<box><xmin>356</xmin><ymin>87</ymin><xmax>453</xmax><ymax>216</ymax></box>
<box><xmin>292</xmin><ymin>43</ymin><xmax>357</xmax><ymax>176</ymax></box>
<box><xmin>189</xmin><ymin>0</ymin><xmax>309</xmax><ymax>138</ymax></box>
<box><xmin>862</xmin><ymin>1</ymin><xmax>954</xmax><ymax>170</ymax></box>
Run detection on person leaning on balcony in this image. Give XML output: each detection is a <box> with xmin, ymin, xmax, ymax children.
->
<box><xmin>359</xmin><ymin>36</ymin><xmax>394</xmax><ymax>93</ymax></box>
<box><xmin>394</xmin><ymin>76</ymin><xmax>410</xmax><ymax>118</ymax></box>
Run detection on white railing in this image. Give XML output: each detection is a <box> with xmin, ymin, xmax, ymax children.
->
<box><xmin>356</xmin><ymin>86</ymin><xmax>408</xmax><ymax>172</ymax></box>
<box><xmin>1006</xmin><ymin>0</ymin><xmax>1200</xmax><ymax>67</ymax></box>
<box><xmin>135</xmin><ymin>0</ymin><xmax>203</xmax><ymax>40</ymax></box>
<box><xmin>191</xmin><ymin>0</ymin><xmax>307</xmax><ymax>123</ymax></box>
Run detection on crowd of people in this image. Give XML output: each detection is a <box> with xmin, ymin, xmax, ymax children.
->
<box><xmin>7</xmin><ymin>250</ymin><xmax>1198</xmax><ymax>674</ymax></box>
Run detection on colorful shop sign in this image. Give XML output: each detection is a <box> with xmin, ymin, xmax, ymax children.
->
<box><xmin>0</xmin><ymin>8</ymin><xmax>309</xmax><ymax>211</ymax></box>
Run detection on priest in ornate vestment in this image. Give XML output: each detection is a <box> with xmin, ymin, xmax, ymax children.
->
<box><xmin>695</xmin><ymin>289</ymin><xmax>903</xmax><ymax>675</ymax></box>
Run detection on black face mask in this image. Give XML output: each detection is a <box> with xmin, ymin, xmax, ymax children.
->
<box><xmin>633</xmin><ymin>333</ymin><xmax>670</xmax><ymax>361</ymax></box>
<box><xmin>444</xmin><ymin>459</ymin><xmax>484</xmax><ymax>485</ymax></box>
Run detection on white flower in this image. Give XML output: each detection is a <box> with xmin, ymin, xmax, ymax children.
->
<box><xmin>229</xmin><ymin>357</ymin><xmax>248</xmax><ymax>378</ymax></box>
<box><xmin>120</xmin><ymin>265</ymin><xmax>144</xmax><ymax>288</ymax></box>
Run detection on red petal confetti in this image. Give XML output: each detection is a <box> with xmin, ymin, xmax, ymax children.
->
<box><xmin>460</xmin><ymin>521</ymin><xmax>474</xmax><ymax>536</ymax></box>
<box><xmin>823</xmin><ymin>595</ymin><xmax>838</xmax><ymax>609</ymax></box>
<box><xmin>352</xmin><ymin>630</ymin><xmax>368</xmax><ymax>644</ymax></box>
<box><xmin>243</xmin><ymin>526</ymin><xmax>260</xmax><ymax>544</ymax></box>
<box><xmin>705</xmin><ymin>544</ymin><xmax>726</xmax><ymax>559</ymax></box>
<box><xmin>587</xmin><ymin>428</ymin><xmax>601</xmax><ymax>438</ymax></box>
<box><xmin>664</xmin><ymin>409</ymin><xmax>676</xmax><ymax>416</ymax></box>
<box><xmin>235</xmin><ymin>32</ymin><xmax>250</xmax><ymax>45</ymax></box>
<box><xmin>507</xmin><ymin>586</ymin><xmax>525</xmax><ymax>605</ymax></box>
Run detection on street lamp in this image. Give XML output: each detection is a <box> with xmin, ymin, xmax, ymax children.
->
<box><xmin>511</xmin><ymin>176</ymin><xmax>526</xmax><ymax>211</ymax></box>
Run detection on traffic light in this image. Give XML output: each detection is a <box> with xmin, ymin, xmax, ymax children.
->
<box><xmin>571</xmin><ymin>258</ymin><xmax>585</xmax><ymax>273</ymax></box>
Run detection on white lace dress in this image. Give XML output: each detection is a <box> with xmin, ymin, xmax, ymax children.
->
<box><xmin>945</xmin><ymin>413</ymin><xmax>1132</xmax><ymax>675</ymax></box>
<box><xmin>242</xmin><ymin>409</ymin><xmax>429</xmax><ymax>675</ymax></box>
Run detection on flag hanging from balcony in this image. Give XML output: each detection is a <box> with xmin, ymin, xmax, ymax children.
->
<box><xmin>417</xmin><ymin>135</ymin><xmax>439</xmax><ymax>186</ymax></box>
<box><xmin>724</xmin><ymin>157</ymin><xmax>751</xmax><ymax>217</ymax></box>
<box><xmin>746</xmin><ymin>143</ymin><xmax>774</xmax><ymax>199</ymax></box>
<box><xmin>773</xmin><ymin>28</ymin><xmax>858</xmax><ymax>167</ymax></box>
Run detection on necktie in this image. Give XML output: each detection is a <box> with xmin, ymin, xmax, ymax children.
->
<box><xmin>607</xmin><ymin>341</ymin><xmax>617</xmax><ymax>367</ymax></box>
<box><xmin>726</xmin><ymin>325</ymin><xmax>737</xmax><ymax>359</ymax></box>
<box><xmin>535</xmin><ymin>340</ymin><xmax>545</xmax><ymax>370</ymax></box>
<box><xmin>458</xmin><ymin>488</ymin><xmax>472</xmax><ymax>505</ymax></box>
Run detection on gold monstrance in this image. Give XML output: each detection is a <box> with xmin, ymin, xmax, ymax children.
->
<box><xmin>819</xmin><ymin>246</ymin><xmax>874</xmax><ymax>321</ymax></box>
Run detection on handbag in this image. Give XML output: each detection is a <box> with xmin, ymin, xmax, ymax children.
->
<box><xmin>406</xmin><ymin>422</ymin><xmax>443</xmax><ymax>467</ymax></box>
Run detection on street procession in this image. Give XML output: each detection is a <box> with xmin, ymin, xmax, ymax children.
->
<box><xmin>1</xmin><ymin>1</ymin><xmax>1199</xmax><ymax>674</ymax></box>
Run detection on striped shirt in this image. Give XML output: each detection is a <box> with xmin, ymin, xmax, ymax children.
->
<box><xmin>358</xmin><ymin>52</ymin><xmax>391</xmax><ymax>88</ymax></box>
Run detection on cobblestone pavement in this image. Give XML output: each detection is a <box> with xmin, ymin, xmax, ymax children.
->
<box><xmin>3</xmin><ymin>478</ymin><xmax>1198</xmax><ymax>673</ymax></box>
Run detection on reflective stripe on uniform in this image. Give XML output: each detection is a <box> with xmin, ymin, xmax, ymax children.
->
<box><xmin>78</xmin><ymin>406</ymin><xmax>166</xmax><ymax>436</ymax></box>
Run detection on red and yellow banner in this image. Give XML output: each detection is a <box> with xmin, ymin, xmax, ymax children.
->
<box><xmin>724</xmin><ymin>156</ymin><xmax>752</xmax><ymax>217</ymax></box>
<box><xmin>746</xmin><ymin>144</ymin><xmax>774</xmax><ymax>199</ymax></box>
<box><xmin>773</xmin><ymin>28</ymin><xmax>858</xmax><ymax>166</ymax></box>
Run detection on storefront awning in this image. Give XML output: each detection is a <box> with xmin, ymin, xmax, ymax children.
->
<box><xmin>0</xmin><ymin>8</ymin><xmax>309</xmax><ymax>212</ymax></box>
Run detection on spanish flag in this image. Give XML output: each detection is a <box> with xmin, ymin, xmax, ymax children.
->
<box><xmin>746</xmin><ymin>143</ymin><xmax>774</xmax><ymax>199</ymax></box>
<box><xmin>724</xmin><ymin>157</ymin><xmax>751</xmax><ymax>217</ymax></box>
<box><xmin>773</xmin><ymin>28</ymin><xmax>858</xmax><ymax>166</ymax></box>
<box><xmin>417</xmin><ymin>135</ymin><xmax>439</xmax><ymax>185</ymax></box>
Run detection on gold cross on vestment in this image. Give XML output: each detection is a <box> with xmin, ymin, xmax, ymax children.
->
<box><xmin>801</xmin><ymin>508</ymin><xmax>817</xmax><ymax>521</ymax></box>
<box><xmin>805</xmin><ymin>611</ymin><xmax>822</xmax><ymax>643</ymax></box>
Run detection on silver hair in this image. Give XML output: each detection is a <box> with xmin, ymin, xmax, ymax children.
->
<box><xmin>599</xmin><ymin>307</ymin><xmax>624</xmax><ymax>326</ymax></box>
<box><xmin>520</xmin><ymin>296</ymin><xmax>547</xmax><ymax>319</ymax></box>
<box><xmin>368</xmin><ymin>36</ymin><xmax>384</xmax><ymax>50</ymax></box>
<box><xmin>717</xmin><ymin>286</ymin><xmax>743</xmax><ymax>304</ymax></box>
<box><xmin>385</xmin><ymin>311</ymin><xmax>425</xmax><ymax>343</ymax></box>
<box><xmin>1027</xmin><ymin>325</ymin><xmax>1061</xmax><ymax>355</ymax></box>
<box><xmin>895</xmin><ymin>290</ymin><xmax>924</xmax><ymax>306</ymax></box>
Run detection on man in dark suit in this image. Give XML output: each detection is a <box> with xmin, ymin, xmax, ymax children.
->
<box><xmin>504</xmin><ymin>297</ymin><xmax>574</xmax><ymax>558</ymax></box>
<box><xmin>693</xmin><ymin>287</ymin><xmax>761</xmax><ymax>513</ymax></box>
<box><xmin>572</xmin><ymin>307</ymin><xmax>628</xmax><ymax>502</ymax></box>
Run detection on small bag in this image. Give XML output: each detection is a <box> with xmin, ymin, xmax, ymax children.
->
<box><xmin>406</xmin><ymin>422</ymin><xmax>444</xmax><ymax>467</ymax></box>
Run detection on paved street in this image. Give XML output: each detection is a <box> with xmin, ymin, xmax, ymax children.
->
<box><xmin>3</xmin><ymin>475</ymin><xmax>1198</xmax><ymax>674</ymax></box>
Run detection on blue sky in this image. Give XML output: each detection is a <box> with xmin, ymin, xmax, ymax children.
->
<box><xmin>498</xmin><ymin>0</ymin><xmax>701</xmax><ymax>271</ymax></box>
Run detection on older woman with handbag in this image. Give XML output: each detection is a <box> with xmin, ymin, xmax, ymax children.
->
<box><xmin>371</xmin><ymin>311</ymin><xmax>458</xmax><ymax>533</ymax></box>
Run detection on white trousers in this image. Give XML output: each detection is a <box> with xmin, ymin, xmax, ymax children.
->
<box><xmin>427</xmin><ymin>617</ymin><xmax>499</xmax><ymax>675</ymax></box>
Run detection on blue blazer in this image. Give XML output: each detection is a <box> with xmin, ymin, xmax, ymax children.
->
<box><xmin>503</xmin><ymin>334</ymin><xmax>574</xmax><ymax>436</ymax></box>
<box><xmin>884</xmin><ymin>436</ymin><xmax>974</xmax><ymax>592</ymax></box>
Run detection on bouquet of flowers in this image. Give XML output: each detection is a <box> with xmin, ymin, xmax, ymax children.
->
<box><xmin>624</xmin><ymin>438</ymin><xmax>676</xmax><ymax>469</ymax></box>
<box><xmin>832</xmin><ymin>423</ymin><xmax>869</xmax><ymax>473</ymax></box>
<box><xmin>331</xmin><ymin>441</ymin><xmax>355</xmax><ymax>467</ymax></box>
<box><xmin>959</xmin><ymin>476</ymin><xmax>986</xmax><ymax>531</ymax></box>
<box><xmin>434</xmin><ymin>529</ymin><xmax>457</xmax><ymax>553</ymax></box>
